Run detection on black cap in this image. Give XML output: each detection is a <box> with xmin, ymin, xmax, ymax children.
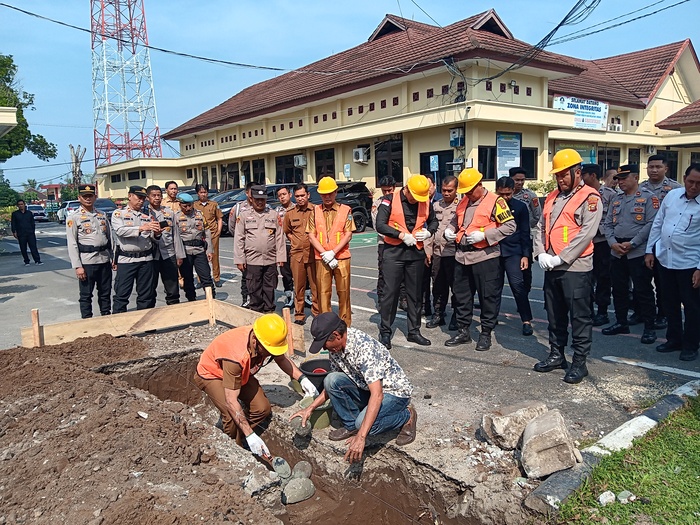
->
<box><xmin>614</xmin><ymin>165</ymin><xmax>639</xmax><ymax>179</ymax></box>
<box><xmin>78</xmin><ymin>184</ymin><xmax>96</xmax><ymax>195</ymax></box>
<box><xmin>309</xmin><ymin>312</ymin><xmax>342</xmax><ymax>354</ymax></box>
<box><xmin>250</xmin><ymin>185</ymin><xmax>267</xmax><ymax>199</ymax></box>
<box><xmin>509</xmin><ymin>166</ymin><xmax>526</xmax><ymax>177</ymax></box>
<box><xmin>129</xmin><ymin>185</ymin><xmax>148</xmax><ymax>197</ymax></box>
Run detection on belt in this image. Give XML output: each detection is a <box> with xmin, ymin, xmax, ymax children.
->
<box><xmin>615</xmin><ymin>237</ymin><xmax>633</xmax><ymax>243</ymax></box>
<box><xmin>78</xmin><ymin>243</ymin><xmax>109</xmax><ymax>253</ymax></box>
<box><xmin>183</xmin><ymin>239</ymin><xmax>206</xmax><ymax>247</ymax></box>
<box><xmin>119</xmin><ymin>250</ymin><xmax>152</xmax><ymax>258</ymax></box>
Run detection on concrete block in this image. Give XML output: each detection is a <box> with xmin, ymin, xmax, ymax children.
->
<box><xmin>281</xmin><ymin>478</ymin><xmax>316</xmax><ymax>505</ymax></box>
<box><xmin>642</xmin><ymin>395</ymin><xmax>685</xmax><ymax>422</ymax></box>
<box><xmin>521</xmin><ymin>409</ymin><xmax>576</xmax><ymax>479</ymax></box>
<box><xmin>481</xmin><ymin>400</ymin><xmax>548</xmax><ymax>450</ymax></box>
<box><xmin>594</xmin><ymin>415</ymin><xmax>656</xmax><ymax>453</ymax></box>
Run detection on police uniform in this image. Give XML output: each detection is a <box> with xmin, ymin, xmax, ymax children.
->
<box><xmin>230</xmin><ymin>199</ymin><xmax>252</xmax><ymax>304</ymax></box>
<box><xmin>275</xmin><ymin>201</ymin><xmax>295</xmax><ymax>302</ymax></box>
<box><xmin>425</xmin><ymin>197</ymin><xmax>458</xmax><ymax>328</ymax></box>
<box><xmin>375</xmin><ymin>188</ymin><xmax>438</xmax><ymax>345</ymax></box>
<box><xmin>371</xmin><ymin>195</ymin><xmax>388</xmax><ymax>305</ymax></box>
<box><xmin>234</xmin><ymin>186</ymin><xmax>286</xmax><ymax>313</ymax></box>
<box><xmin>149</xmin><ymin>204</ymin><xmax>186</xmax><ymax>305</ymax></box>
<box><xmin>591</xmin><ymin>184</ymin><xmax>618</xmax><ymax>323</ymax></box>
<box><xmin>602</xmin><ymin>166</ymin><xmax>659</xmax><ymax>342</ymax></box>
<box><xmin>194</xmin><ymin>199</ymin><xmax>223</xmax><ymax>284</ymax></box>
<box><xmin>66</xmin><ymin>184</ymin><xmax>113</xmax><ymax>318</ymax></box>
<box><xmin>513</xmin><ymin>186</ymin><xmax>541</xmax><ymax>293</ymax></box>
<box><xmin>176</xmin><ymin>199</ymin><xmax>214</xmax><ymax>301</ymax></box>
<box><xmin>283</xmin><ymin>202</ymin><xmax>318</xmax><ymax>323</ymax></box>
<box><xmin>111</xmin><ymin>186</ymin><xmax>158</xmax><ymax>313</ymax></box>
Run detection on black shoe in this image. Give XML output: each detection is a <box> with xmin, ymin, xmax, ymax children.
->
<box><xmin>445</xmin><ymin>329</ymin><xmax>471</xmax><ymax>347</ymax></box>
<box><xmin>680</xmin><ymin>349</ymin><xmax>699</xmax><ymax>362</ymax></box>
<box><xmin>215</xmin><ymin>281</ymin><xmax>222</xmax><ymax>288</ymax></box>
<box><xmin>407</xmin><ymin>333</ymin><xmax>431</xmax><ymax>346</ymax></box>
<box><xmin>656</xmin><ymin>341</ymin><xmax>682</xmax><ymax>353</ymax></box>
<box><xmin>522</xmin><ymin>322</ymin><xmax>533</xmax><ymax>336</ymax></box>
<box><xmin>654</xmin><ymin>316</ymin><xmax>668</xmax><ymax>330</ymax></box>
<box><xmin>448</xmin><ymin>314</ymin><xmax>458</xmax><ymax>331</ymax></box>
<box><xmin>426</xmin><ymin>315</ymin><xmax>445</xmax><ymax>329</ymax></box>
<box><xmin>305</xmin><ymin>293</ymin><xmax>313</xmax><ymax>307</ymax></box>
<box><xmin>563</xmin><ymin>361</ymin><xmax>589</xmax><ymax>384</ymax></box>
<box><xmin>602</xmin><ymin>322</ymin><xmax>630</xmax><ymax>336</ymax></box>
<box><xmin>475</xmin><ymin>332</ymin><xmax>491</xmax><ymax>351</ymax></box>
<box><xmin>627</xmin><ymin>312</ymin><xmax>642</xmax><ymax>325</ymax></box>
<box><xmin>592</xmin><ymin>313</ymin><xmax>609</xmax><ymax>327</ymax></box>
<box><xmin>380</xmin><ymin>334</ymin><xmax>392</xmax><ymax>349</ymax></box>
<box><xmin>294</xmin><ymin>319</ymin><xmax>305</xmax><ymax>326</ymax></box>
<box><xmin>195</xmin><ymin>282</ymin><xmax>202</xmax><ymax>290</ymax></box>
<box><xmin>241</xmin><ymin>297</ymin><xmax>250</xmax><ymax>308</ymax></box>
<box><xmin>641</xmin><ymin>328</ymin><xmax>657</xmax><ymax>345</ymax></box>
<box><xmin>533</xmin><ymin>348</ymin><xmax>568</xmax><ymax>373</ymax></box>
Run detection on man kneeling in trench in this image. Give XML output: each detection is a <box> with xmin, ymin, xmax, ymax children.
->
<box><xmin>291</xmin><ymin>312</ymin><xmax>417</xmax><ymax>462</ymax></box>
<box><xmin>194</xmin><ymin>313</ymin><xmax>319</xmax><ymax>458</ymax></box>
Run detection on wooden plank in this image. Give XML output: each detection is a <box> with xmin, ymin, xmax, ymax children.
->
<box><xmin>214</xmin><ymin>301</ymin><xmax>305</xmax><ymax>353</ymax></box>
<box><xmin>205</xmin><ymin>287</ymin><xmax>216</xmax><ymax>326</ymax></box>
<box><xmin>282</xmin><ymin>307</ymin><xmax>294</xmax><ymax>357</ymax></box>
<box><xmin>31</xmin><ymin>309</ymin><xmax>43</xmax><ymax>348</ymax></box>
<box><xmin>21</xmin><ymin>301</ymin><xmax>210</xmax><ymax>347</ymax></box>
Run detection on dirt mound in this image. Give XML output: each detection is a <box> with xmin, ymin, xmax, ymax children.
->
<box><xmin>0</xmin><ymin>339</ymin><xmax>279</xmax><ymax>525</ymax></box>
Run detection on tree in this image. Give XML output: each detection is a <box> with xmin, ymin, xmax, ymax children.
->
<box><xmin>0</xmin><ymin>54</ymin><xmax>58</xmax><ymax>162</ymax></box>
<box><xmin>61</xmin><ymin>185</ymin><xmax>78</xmax><ymax>202</ymax></box>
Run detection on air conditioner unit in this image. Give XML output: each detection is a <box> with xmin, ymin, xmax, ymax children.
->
<box><xmin>352</xmin><ymin>148</ymin><xmax>369</xmax><ymax>164</ymax></box>
<box><xmin>608</xmin><ymin>123</ymin><xmax>623</xmax><ymax>132</ymax></box>
<box><xmin>646</xmin><ymin>145</ymin><xmax>657</xmax><ymax>155</ymax></box>
<box><xmin>293</xmin><ymin>154</ymin><xmax>307</xmax><ymax>168</ymax></box>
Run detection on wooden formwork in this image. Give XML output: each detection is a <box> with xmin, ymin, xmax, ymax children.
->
<box><xmin>21</xmin><ymin>288</ymin><xmax>305</xmax><ymax>356</ymax></box>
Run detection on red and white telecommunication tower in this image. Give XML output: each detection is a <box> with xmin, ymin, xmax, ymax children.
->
<box><xmin>90</xmin><ymin>0</ymin><xmax>162</xmax><ymax>168</ymax></box>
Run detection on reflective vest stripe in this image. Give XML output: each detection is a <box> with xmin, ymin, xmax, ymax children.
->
<box><xmin>456</xmin><ymin>191</ymin><xmax>499</xmax><ymax>248</ymax></box>
<box><xmin>314</xmin><ymin>204</ymin><xmax>351</xmax><ymax>260</ymax></box>
<box><xmin>543</xmin><ymin>185</ymin><xmax>597</xmax><ymax>257</ymax></box>
<box><xmin>384</xmin><ymin>188</ymin><xmax>429</xmax><ymax>249</ymax></box>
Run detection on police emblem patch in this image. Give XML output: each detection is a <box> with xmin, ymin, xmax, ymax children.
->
<box><xmin>651</xmin><ymin>196</ymin><xmax>660</xmax><ymax>209</ymax></box>
<box><xmin>587</xmin><ymin>196</ymin><xmax>598</xmax><ymax>212</ymax></box>
<box><xmin>636</xmin><ymin>215</ymin><xmax>643</xmax><ymax>221</ymax></box>
<box><xmin>67</xmin><ymin>220</ymin><xmax>74</xmax><ymax>228</ymax></box>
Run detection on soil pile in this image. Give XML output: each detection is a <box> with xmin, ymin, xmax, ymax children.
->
<box><xmin>0</xmin><ymin>336</ymin><xmax>279</xmax><ymax>525</ymax></box>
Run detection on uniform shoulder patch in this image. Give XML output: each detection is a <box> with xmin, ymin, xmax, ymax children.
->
<box><xmin>494</xmin><ymin>197</ymin><xmax>514</xmax><ymax>222</ymax></box>
<box><xmin>651</xmin><ymin>196</ymin><xmax>660</xmax><ymax>209</ymax></box>
<box><xmin>67</xmin><ymin>220</ymin><xmax>74</xmax><ymax>228</ymax></box>
<box><xmin>587</xmin><ymin>195</ymin><xmax>599</xmax><ymax>212</ymax></box>
<box><xmin>532</xmin><ymin>198</ymin><xmax>540</xmax><ymax>207</ymax></box>
<box><xmin>380</xmin><ymin>198</ymin><xmax>390</xmax><ymax>206</ymax></box>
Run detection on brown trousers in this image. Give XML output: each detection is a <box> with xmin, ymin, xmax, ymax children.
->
<box><xmin>211</xmin><ymin>233</ymin><xmax>221</xmax><ymax>281</ymax></box>
<box><xmin>290</xmin><ymin>252</ymin><xmax>318</xmax><ymax>321</ymax></box>
<box><xmin>315</xmin><ymin>258</ymin><xmax>352</xmax><ymax>326</ymax></box>
<box><xmin>193</xmin><ymin>372</ymin><xmax>271</xmax><ymax>446</ymax></box>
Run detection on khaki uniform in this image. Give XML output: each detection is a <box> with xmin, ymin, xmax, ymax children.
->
<box><xmin>229</xmin><ymin>200</ymin><xmax>252</xmax><ymax>300</ymax></box>
<box><xmin>426</xmin><ymin>198</ymin><xmax>458</xmax><ymax>319</ymax></box>
<box><xmin>275</xmin><ymin>202</ymin><xmax>295</xmax><ymax>294</ymax></box>
<box><xmin>175</xmin><ymin>209</ymin><xmax>214</xmax><ymax>301</ymax></box>
<box><xmin>513</xmin><ymin>188</ymin><xmax>542</xmax><ymax>230</ymax></box>
<box><xmin>194</xmin><ymin>200</ymin><xmax>223</xmax><ymax>282</ymax></box>
<box><xmin>162</xmin><ymin>196</ymin><xmax>181</xmax><ymax>213</ymax></box>
<box><xmin>66</xmin><ymin>206</ymin><xmax>113</xmax><ymax>318</ymax></box>
<box><xmin>307</xmin><ymin>203</ymin><xmax>355</xmax><ymax>326</ymax></box>
<box><xmin>149</xmin><ymin>206</ymin><xmax>186</xmax><ymax>305</ymax></box>
<box><xmin>283</xmin><ymin>204</ymin><xmax>318</xmax><ymax>321</ymax></box>
<box><xmin>234</xmin><ymin>205</ymin><xmax>286</xmax><ymax>313</ymax></box>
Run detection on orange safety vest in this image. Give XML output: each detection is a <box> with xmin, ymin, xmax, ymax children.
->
<box><xmin>314</xmin><ymin>203</ymin><xmax>351</xmax><ymax>260</ymax></box>
<box><xmin>543</xmin><ymin>184</ymin><xmax>598</xmax><ymax>257</ymax></box>
<box><xmin>196</xmin><ymin>327</ymin><xmax>252</xmax><ymax>385</ymax></box>
<box><xmin>455</xmin><ymin>191</ymin><xmax>499</xmax><ymax>249</ymax></box>
<box><xmin>384</xmin><ymin>188</ymin><xmax>429</xmax><ymax>249</ymax></box>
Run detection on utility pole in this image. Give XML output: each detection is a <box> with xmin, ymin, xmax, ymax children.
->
<box><xmin>70</xmin><ymin>144</ymin><xmax>87</xmax><ymax>186</ymax></box>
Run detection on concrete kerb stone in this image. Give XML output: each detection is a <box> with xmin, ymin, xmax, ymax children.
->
<box><xmin>525</xmin><ymin>379</ymin><xmax>700</xmax><ymax>515</ymax></box>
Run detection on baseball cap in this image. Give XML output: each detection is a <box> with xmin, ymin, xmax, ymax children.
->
<box><xmin>309</xmin><ymin>312</ymin><xmax>343</xmax><ymax>354</ymax></box>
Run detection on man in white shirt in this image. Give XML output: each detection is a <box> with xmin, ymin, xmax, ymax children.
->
<box><xmin>645</xmin><ymin>164</ymin><xmax>700</xmax><ymax>362</ymax></box>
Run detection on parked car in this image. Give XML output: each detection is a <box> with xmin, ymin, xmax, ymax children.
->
<box><xmin>27</xmin><ymin>204</ymin><xmax>48</xmax><ymax>222</ymax></box>
<box><xmin>95</xmin><ymin>198</ymin><xmax>118</xmax><ymax>220</ymax></box>
<box><xmin>211</xmin><ymin>188</ymin><xmax>245</xmax><ymax>203</ymax></box>
<box><xmin>57</xmin><ymin>201</ymin><xmax>80</xmax><ymax>224</ymax></box>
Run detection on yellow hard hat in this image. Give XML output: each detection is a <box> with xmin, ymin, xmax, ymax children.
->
<box><xmin>252</xmin><ymin>313</ymin><xmax>288</xmax><ymax>356</ymax></box>
<box><xmin>550</xmin><ymin>149</ymin><xmax>583</xmax><ymax>174</ymax></box>
<box><xmin>457</xmin><ymin>168</ymin><xmax>483</xmax><ymax>194</ymax></box>
<box><xmin>406</xmin><ymin>174</ymin><xmax>430</xmax><ymax>202</ymax></box>
<box><xmin>317</xmin><ymin>176</ymin><xmax>338</xmax><ymax>194</ymax></box>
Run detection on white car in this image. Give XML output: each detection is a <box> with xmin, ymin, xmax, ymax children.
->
<box><xmin>27</xmin><ymin>204</ymin><xmax>49</xmax><ymax>222</ymax></box>
<box><xmin>57</xmin><ymin>201</ymin><xmax>80</xmax><ymax>224</ymax></box>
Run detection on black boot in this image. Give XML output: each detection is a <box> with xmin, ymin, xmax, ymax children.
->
<box><xmin>445</xmin><ymin>328</ymin><xmax>472</xmax><ymax>347</ymax></box>
<box><xmin>448</xmin><ymin>313</ymin><xmax>458</xmax><ymax>331</ymax></box>
<box><xmin>564</xmin><ymin>357</ymin><xmax>589</xmax><ymax>384</ymax></box>
<box><xmin>475</xmin><ymin>332</ymin><xmax>491</xmax><ymax>351</ymax></box>
<box><xmin>426</xmin><ymin>313</ymin><xmax>445</xmax><ymax>329</ymax></box>
<box><xmin>533</xmin><ymin>347</ymin><xmax>568</xmax><ymax>373</ymax></box>
<box><xmin>641</xmin><ymin>323</ymin><xmax>657</xmax><ymax>345</ymax></box>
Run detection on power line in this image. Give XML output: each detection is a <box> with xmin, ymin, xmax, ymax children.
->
<box><xmin>1</xmin><ymin>159</ymin><xmax>95</xmax><ymax>171</ymax></box>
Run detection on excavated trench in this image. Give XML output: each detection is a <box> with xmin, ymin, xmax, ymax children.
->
<box><xmin>98</xmin><ymin>351</ymin><xmax>484</xmax><ymax>525</ymax></box>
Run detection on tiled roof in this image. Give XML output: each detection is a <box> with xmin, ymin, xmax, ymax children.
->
<box><xmin>163</xmin><ymin>11</ymin><xmax>582</xmax><ymax>140</ymax></box>
<box><xmin>656</xmin><ymin>99</ymin><xmax>700</xmax><ymax>129</ymax></box>
<box><xmin>549</xmin><ymin>40</ymin><xmax>690</xmax><ymax>109</ymax></box>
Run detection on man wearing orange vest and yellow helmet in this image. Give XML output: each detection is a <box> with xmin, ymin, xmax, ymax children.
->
<box><xmin>193</xmin><ymin>313</ymin><xmax>318</xmax><ymax>458</ymax></box>
<box><xmin>375</xmin><ymin>174</ymin><xmax>439</xmax><ymax>349</ymax></box>
<box><xmin>307</xmin><ymin>176</ymin><xmax>355</xmax><ymax>325</ymax></box>
<box><xmin>533</xmin><ymin>149</ymin><xmax>602</xmax><ymax>384</ymax></box>
<box><xmin>444</xmin><ymin>168</ymin><xmax>515</xmax><ymax>351</ymax></box>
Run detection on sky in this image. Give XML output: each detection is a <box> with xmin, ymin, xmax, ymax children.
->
<box><xmin>0</xmin><ymin>0</ymin><xmax>698</xmax><ymax>190</ymax></box>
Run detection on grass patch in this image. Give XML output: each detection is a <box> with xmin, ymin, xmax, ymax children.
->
<box><xmin>555</xmin><ymin>396</ymin><xmax>700</xmax><ymax>524</ymax></box>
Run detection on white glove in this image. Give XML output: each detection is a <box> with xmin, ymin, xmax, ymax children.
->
<box><xmin>466</xmin><ymin>231</ymin><xmax>486</xmax><ymax>244</ymax></box>
<box><xmin>328</xmin><ymin>258</ymin><xmax>339</xmax><ymax>269</ymax></box>
<box><xmin>444</xmin><ymin>228</ymin><xmax>457</xmax><ymax>242</ymax></box>
<box><xmin>549</xmin><ymin>256</ymin><xmax>562</xmax><ymax>269</ymax></box>
<box><xmin>299</xmin><ymin>376</ymin><xmax>319</xmax><ymax>397</ymax></box>
<box><xmin>414</xmin><ymin>229</ymin><xmax>431</xmax><ymax>242</ymax></box>
<box><xmin>538</xmin><ymin>253</ymin><xmax>553</xmax><ymax>270</ymax></box>
<box><xmin>245</xmin><ymin>433</ymin><xmax>270</xmax><ymax>457</ymax></box>
<box><xmin>321</xmin><ymin>250</ymin><xmax>335</xmax><ymax>264</ymax></box>
<box><xmin>402</xmin><ymin>233</ymin><xmax>417</xmax><ymax>247</ymax></box>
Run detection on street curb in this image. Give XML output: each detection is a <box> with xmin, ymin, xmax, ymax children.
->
<box><xmin>524</xmin><ymin>379</ymin><xmax>700</xmax><ymax>515</ymax></box>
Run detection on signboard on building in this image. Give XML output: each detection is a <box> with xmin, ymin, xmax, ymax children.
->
<box><xmin>554</xmin><ymin>142</ymin><xmax>597</xmax><ymax>164</ymax></box>
<box><xmin>553</xmin><ymin>95</ymin><xmax>609</xmax><ymax>131</ymax></box>
<box><xmin>496</xmin><ymin>132</ymin><xmax>522</xmax><ymax>178</ymax></box>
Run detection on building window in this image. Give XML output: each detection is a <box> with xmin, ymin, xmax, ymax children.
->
<box><xmin>358</xmin><ymin>105</ymin><xmax>364</xmax><ymax>114</ymax></box>
<box><xmin>442</xmin><ymin>85</ymin><xmax>449</xmax><ymax>95</ymax></box>
<box><xmin>477</xmin><ymin>146</ymin><xmax>497</xmax><ymax>180</ymax></box>
<box><xmin>412</xmin><ymin>92</ymin><xmax>419</xmax><ymax>102</ymax></box>
<box><xmin>260</xmin><ymin>128</ymin><xmax>263</xmax><ymax>136</ymax></box>
<box><xmin>500</xmin><ymin>83</ymin><xmax>506</xmax><ymax>93</ymax></box>
<box><xmin>229</xmin><ymin>135</ymin><xmax>233</xmax><ymax>141</ymax></box>
<box><xmin>234</xmin><ymin>134</ymin><xmax>237</xmax><ymax>140</ymax></box>
<box><xmin>221</xmin><ymin>138</ymin><xmax>224</xmax><ymax>144</ymax></box>
<box><xmin>252</xmin><ymin>159</ymin><xmax>265</xmax><ymax>184</ymax></box>
<box><xmin>369</xmin><ymin>102</ymin><xmax>375</xmax><ymax>111</ymax></box>
<box><xmin>141</xmin><ymin>170</ymin><xmax>146</xmax><ymax>179</ymax></box>
<box><xmin>332</xmin><ymin>111</ymin><xmax>337</xmax><ymax>119</ymax></box>
<box><xmin>255</xmin><ymin>129</ymin><xmax>258</xmax><ymax>136</ymax></box>
<box><xmin>521</xmin><ymin>148</ymin><xmax>538</xmax><ymax>179</ymax></box>
<box><xmin>289</xmin><ymin>121</ymin><xmax>293</xmax><ymax>129</ymax></box>
<box><xmin>514</xmin><ymin>85</ymin><xmax>520</xmax><ymax>95</ymax></box>
<box><xmin>281</xmin><ymin>123</ymin><xmax>284</xmax><ymax>130</ymax></box>
<box><xmin>275</xmin><ymin>155</ymin><xmax>303</xmax><ymax>184</ymax></box>
<box><xmin>526</xmin><ymin>87</ymin><xmax>532</xmax><ymax>96</ymax></box>
<box><xmin>272</xmin><ymin>125</ymin><xmax>276</xmax><ymax>132</ymax></box>
<box><xmin>629</xmin><ymin>148</ymin><xmax>641</xmax><ymax>166</ymax></box>
<box><xmin>393</xmin><ymin>97</ymin><xmax>399</xmax><ymax>106</ymax></box>
<box><xmin>635</xmin><ymin>121</ymin><xmax>639</xmax><ymax>126</ymax></box>
<box><xmin>457</xmin><ymin>81</ymin><xmax>465</xmax><ymax>91</ymax></box>
<box><xmin>323</xmin><ymin>114</ymin><xmax>328</xmax><ymax>122</ymax></box>
<box><xmin>314</xmin><ymin>116</ymin><xmax>318</xmax><ymax>124</ymax></box>
<box><xmin>348</xmin><ymin>107</ymin><xmax>353</xmax><ymax>116</ymax></box>
<box><xmin>299</xmin><ymin>119</ymin><xmax>303</xmax><ymax>127</ymax></box>
<box><xmin>201</xmin><ymin>166</ymin><xmax>209</xmax><ymax>188</ymax></box>
<box><xmin>427</xmin><ymin>88</ymin><xmax>434</xmax><ymax>98</ymax></box>
<box><xmin>248</xmin><ymin>131</ymin><xmax>252</xmax><ymax>138</ymax></box>
<box><xmin>128</xmin><ymin>170</ymin><xmax>140</xmax><ymax>181</ymax></box>
<box><xmin>110</xmin><ymin>174</ymin><xmax>121</xmax><ymax>183</ymax></box>
<box><xmin>186</xmin><ymin>169</ymin><xmax>193</xmax><ymax>179</ymax></box>
<box><xmin>486</xmin><ymin>81</ymin><xmax>492</xmax><ymax>91</ymax></box>
<box><xmin>375</xmin><ymin>136</ymin><xmax>403</xmax><ymax>186</ymax></box>
<box><xmin>315</xmin><ymin>148</ymin><xmax>335</xmax><ymax>180</ymax></box>
<box><xmin>381</xmin><ymin>99</ymin><xmax>387</xmax><ymax>109</ymax></box>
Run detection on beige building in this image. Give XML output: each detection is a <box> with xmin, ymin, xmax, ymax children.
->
<box><xmin>0</xmin><ymin>106</ymin><xmax>18</xmax><ymax>139</ymax></box>
<box><xmin>96</xmin><ymin>10</ymin><xmax>700</xmax><ymax>198</ymax></box>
